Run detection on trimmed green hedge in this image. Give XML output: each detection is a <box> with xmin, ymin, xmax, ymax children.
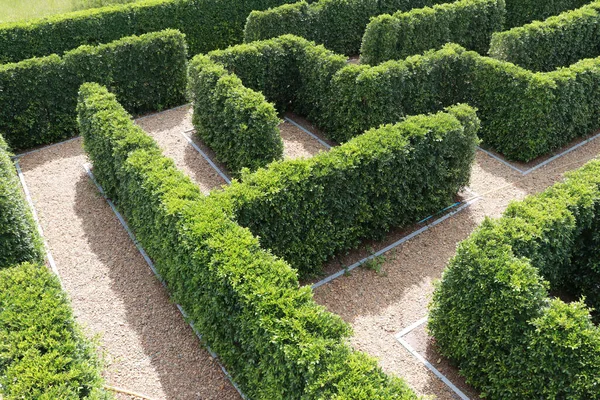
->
<box><xmin>325</xmin><ymin>43</ymin><xmax>600</xmax><ymax>161</ymax></box>
<box><xmin>360</xmin><ymin>0</ymin><xmax>506</xmax><ymax>65</ymax></box>
<box><xmin>503</xmin><ymin>0</ymin><xmax>590</xmax><ymax>28</ymax></box>
<box><xmin>0</xmin><ymin>29</ymin><xmax>187</xmax><ymax>151</ymax></box>
<box><xmin>429</xmin><ymin>159</ymin><xmax>600</xmax><ymax>399</ymax></box>
<box><xmin>0</xmin><ymin>262</ymin><xmax>109</xmax><ymax>399</ymax></box>
<box><xmin>0</xmin><ymin>0</ymin><xmax>301</xmax><ymax>64</ymax></box>
<box><xmin>78</xmin><ymin>82</ymin><xmax>418</xmax><ymax>399</ymax></box>
<box><xmin>213</xmin><ymin>104</ymin><xmax>478</xmax><ymax>276</ymax></box>
<box><xmin>244</xmin><ymin>0</ymin><xmax>449</xmax><ymax>55</ymax></box>
<box><xmin>187</xmin><ymin>55</ymin><xmax>282</xmax><ymax>175</ymax></box>
<box><xmin>490</xmin><ymin>1</ymin><xmax>600</xmax><ymax>72</ymax></box>
<box><xmin>0</xmin><ymin>137</ymin><xmax>43</xmax><ymax>269</ymax></box>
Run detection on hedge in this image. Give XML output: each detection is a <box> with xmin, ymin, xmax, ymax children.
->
<box><xmin>244</xmin><ymin>0</ymin><xmax>450</xmax><ymax>55</ymax></box>
<box><xmin>244</xmin><ymin>0</ymin><xmax>589</xmax><ymax>56</ymax></box>
<box><xmin>489</xmin><ymin>1</ymin><xmax>600</xmax><ymax>72</ymax></box>
<box><xmin>360</xmin><ymin>0</ymin><xmax>506</xmax><ymax>65</ymax></box>
<box><xmin>187</xmin><ymin>55</ymin><xmax>283</xmax><ymax>175</ymax></box>
<box><xmin>0</xmin><ymin>29</ymin><xmax>187</xmax><ymax>151</ymax></box>
<box><xmin>78</xmin><ymin>82</ymin><xmax>419</xmax><ymax>400</ymax></box>
<box><xmin>213</xmin><ymin>104</ymin><xmax>478</xmax><ymax>277</ymax></box>
<box><xmin>429</xmin><ymin>159</ymin><xmax>600</xmax><ymax>399</ymax></box>
<box><xmin>0</xmin><ymin>136</ymin><xmax>43</xmax><ymax>269</ymax></box>
<box><xmin>0</xmin><ymin>0</ymin><xmax>302</xmax><ymax>64</ymax></box>
<box><xmin>0</xmin><ymin>262</ymin><xmax>109</xmax><ymax>399</ymax></box>
<box><xmin>208</xmin><ymin>35</ymin><xmax>600</xmax><ymax>161</ymax></box>
<box><xmin>324</xmin><ymin>43</ymin><xmax>600</xmax><ymax>161</ymax></box>
<box><xmin>503</xmin><ymin>0</ymin><xmax>590</xmax><ymax>28</ymax></box>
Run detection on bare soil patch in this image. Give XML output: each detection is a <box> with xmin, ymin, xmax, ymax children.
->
<box><xmin>18</xmin><ymin>138</ymin><xmax>239</xmax><ymax>400</ymax></box>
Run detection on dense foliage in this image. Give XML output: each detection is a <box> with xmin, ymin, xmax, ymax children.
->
<box><xmin>360</xmin><ymin>0</ymin><xmax>505</xmax><ymax>65</ymax></box>
<box><xmin>0</xmin><ymin>0</ymin><xmax>300</xmax><ymax>64</ymax></box>
<box><xmin>0</xmin><ymin>136</ymin><xmax>43</xmax><ymax>268</ymax></box>
<box><xmin>325</xmin><ymin>43</ymin><xmax>600</xmax><ymax>161</ymax></box>
<box><xmin>0</xmin><ymin>29</ymin><xmax>187</xmax><ymax>150</ymax></box>
<box><xmin>503</xmin><ymin>0</ymin><xmax>590</xmax><ymax>28</ymax></box>
<box><xmin>78</xmin><ymin>82</ymin><xmax>419</xmax><ymax>400</ymax></box>
<box><xmin>187</xmin><ymin>55</ymin><xmax>282</xmax><ymax>175</ymax></box>
<box><xmin>214</xmin><ymin>105</ymin><xmax>478</xmax><ymax>277</ymax></box>
<box><xmin>209</xmin><ymin>35</ymin><xmax>600</xmax><ymax>162</ymax></box>
<box><xmin>244</xmin><ymin>0</ymin><xmax>450</xmax><ymax>55</ymax></box>
<box><xmin>244</xmin><ymin>0</ymin><xmax>588</xmax><ymax>56</ymax></box>
<box><xmin>429</xmin><ymin>159</ymin><xmax>600</xmax><ymax>399</ymax></box>
<box><xmin>0</xmin><ymin>262</ymin><xmax>109</xmax><ymax>399</ymax></box>
<box><xmin>490</xmin><ymin>1</ymin><xmax>600</xmax><ymax>72</ymax></box>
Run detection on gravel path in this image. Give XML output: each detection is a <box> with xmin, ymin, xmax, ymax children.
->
<box><xmin>312</xmin><ymin>137</ymin><xmax>600</xmax><ymax>399</ymax></box>
<box><xmin>19</xmin><ymin>102</ymin><xmax>600</xmax><ymax>399</ymax></box>
<box><xmin>19</xmin><ymin>138</ymin><xmax>240</xmax><ymax>400</ymax></box>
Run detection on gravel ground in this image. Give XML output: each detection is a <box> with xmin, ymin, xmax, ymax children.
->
<box><xmin>19</xmin><ymin>102</ymin><xmax>600</xmax><ymax>399</ymax></box>
<box><xmin>312</xmin><ymin>136</ymin><xmax>600</xmax><ymax>399</ymax></box>
<box><xmin>18</xmin><ymin>138</ymin><xmax>240</xmax><ymax>400</ymax></box>
<box><xmin>137</xmin><ymin>107</ymin><xmax>600</xmax><ymax>399</ymax></box>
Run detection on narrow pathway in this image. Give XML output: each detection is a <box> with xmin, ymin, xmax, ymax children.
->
<box><xmin>19</xmin><ymin>138</ymin><xmax>240</xmax><ymax>400</ymax></box>
<box><xmin>312</xmin><ymin>138</ymin><xmax>600</xmax><ymax>399</ymax></box>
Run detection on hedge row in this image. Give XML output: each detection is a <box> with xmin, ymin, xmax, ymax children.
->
<box><xmin>325</xmin><ymin>43</ymin><xmax>600</xmax><ymax>161</ymax></box>
<box><xmin>0</xmin><ymin>136</ymin><xmax>43</xmax><ymax>268</ymax></box>
<box><xmin>0</xmin><ymin>29</ymin><xmax>187</xmax><ymax>151</ymax></box>
<box><xmin>429</xmin><ymin>159</ymin><xmax>600</xmax><ymax>399</ymax></box>
<box><xmin>490</xmin><ymin>1</ymin><xmax>600</xmax><ymax>72</ymax></box>
<box><xmin>503</xmin><ymin>0</ymin><xmax>590</xmax><ymax>28</ymax></box>
<box><xmin>187</xmin><ymin>55</ymin><xmax>282</xmax><ymax>175</ymax></box>
<box><xmin>0</xmin><ymin>262</ymin><xmax>110</xmax><ymax>399</ymax></box>
<box><xmin>0</xmin><ymin>0</ymin><xmax>301</xmax><ymax>64</ymax></box>
<box><xmin>360</xmin><ymin>0</ymin><xmax>506</xmax><ymax>65</ymax></box>
<box><xmin>244</xmin><ymin>0</ymin><xmax>588</xmax><ymax>56</ymax></box>
<box><xmin>213</xmin><ymin>104</ymin><xmax>478</xmax><ymax>276</ymax></box>
<box><xmin>78</xmin><ymin>82</ymin><xmax>419</xmax><ymax>400</ymax></box>
<box><xmin>205</xmin><ymin>35</ymin><xmax>600</xmax><ymax>162</ymax></box>
<box><xmin>243</xmin><ymin>0</ymin><xmax>450</xmax><ymax>55</ymax></box>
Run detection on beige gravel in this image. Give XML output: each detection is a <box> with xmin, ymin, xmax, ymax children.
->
<box><xmin>19</xmin><ymin>138</ymin><xmax>240</xmax><ymax>400</ymax></box>
<box><xmin>313</xmin><ymin>136</ymin><xmax>600</xmax><ymax>399</ymax></box>
<box><xmin>20</xmin><ymin>102</ymin><xmax>600</xmax><ymax>399</ymax></box>
<box><xmin>138</xmin><ymin>107</ymin><xmax>600</xmax><ymax>399</ymax></box>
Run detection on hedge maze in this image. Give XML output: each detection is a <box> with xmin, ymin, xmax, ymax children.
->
<box><xmin>1</xmin><ymin>0</ymin><xmax>600</xmax><ymax>398</ymax></box>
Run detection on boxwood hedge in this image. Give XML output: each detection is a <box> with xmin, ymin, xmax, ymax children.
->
<box><xmin>78</xmin><ymin>82</ymin><xmax>419</xmax><ymax>400</ymax></box>
<box><xmin>0</xmin><ymin>29</ymin><xmax>187</xmax><ymax>151</ymax></box>
<box><xmin>213</xmin><ymin>104</ymin><xmax>478</xmax><ymax>277</ymax></box>
<box><xmin>490</xmin><ymin>1</ymin><xmax>600</xmax><ymax>72</ymax></box>
<box><xmin>0</xmin><ymin>136</ymin><xmax>43</xmax><ymax>269</ymax></box>
<box><xmin>206</xmin><ymin>35</ymin><xmax>600</xmax><ymax>162</ymax></box>
<box><xmin>187</xmin><ymin>55</ymin><xmax>283</xmax><ymax>175</ymax></box>
<box><xmin>503</xmin><ymin>0</ymin><xmax>590</xmax><ymax>28</ymax></box>
<box><xmin>360</xmin><ymin>0</ymin><xmax>506</xmax><ymax>65</ymax></box>
<box><xmin>0</xmin><ymin>0</ymin><xmax>302</xmax><ymax>64</ymax></box>
<box><xmin>0</xmin><ymin>262</ymin><xmax>110</xmax><ymax>399</ymax></box>
<box><xmin>429</xmin><ymin>158</ymin><xmax>600</xmax><ymax>399</ymax></box>
<box><xmin>244</xmin><ymin>0</ymin><xmax>588</xmax><ymax>56</ymax></box>
<box><xmin>244</xmin><ymin>0</ymin><xmax>450</xmax><ymax>55</ymax></box>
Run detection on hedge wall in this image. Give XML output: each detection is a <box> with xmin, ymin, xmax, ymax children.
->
<box><xmin>0</xmin><ymin>29</ymin><xmax>187</xmax><ymax>151</ymax></box>
<box><xmin>187</xmin><ymin>55</ymin><xmax>283</xmax><ymax>175</ymax></box>
<box><xmin>0</xmin><ymin>0</ymin><xmax>301</xmax><ymax>64</ymax></box>
<box><xmin>489</xmin><ymin>1</ymin><xmax>600</xmax><ymax>72</ymax></box>
<box><xmin>78</xmin><ymin>82</ymin><xmax>418</xmax><ymax>400</ymax></box>
<box><xmin>0</xmin><ymin>262</ymin><xmax>109</xmax><ymax>399</ymax></box>
<box><xmin>325</xmin><ymin>43</ymin><xmax>600</xmax><ymax>161</ymax></box>
<box><xmin>360</xmin><ymin>0</ymin><xmax>506</xmax><ymax>65</ymax></box>
<box><xmin>0</xmin><ymin>136</ymin><xmax>43</xmax><ymax>269</ymax></box>
<box><xmin>244</xmin><ymin>0</ymin><xmax>450</xmax><ymax>55</ymax></box>
<box><xmin>429</xmin><ymin>159</ymin><xmax>600</xmax><ymax>399</ymax></box>
<box><xmin>213</xmin><ymin>104</ymin><xmax>478</xmax><ymax>276</ymax></box>
<box><xmin>503</xmin><ymin>0</ymin><xmax>590</xmax><ymax>28</ymax></box>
